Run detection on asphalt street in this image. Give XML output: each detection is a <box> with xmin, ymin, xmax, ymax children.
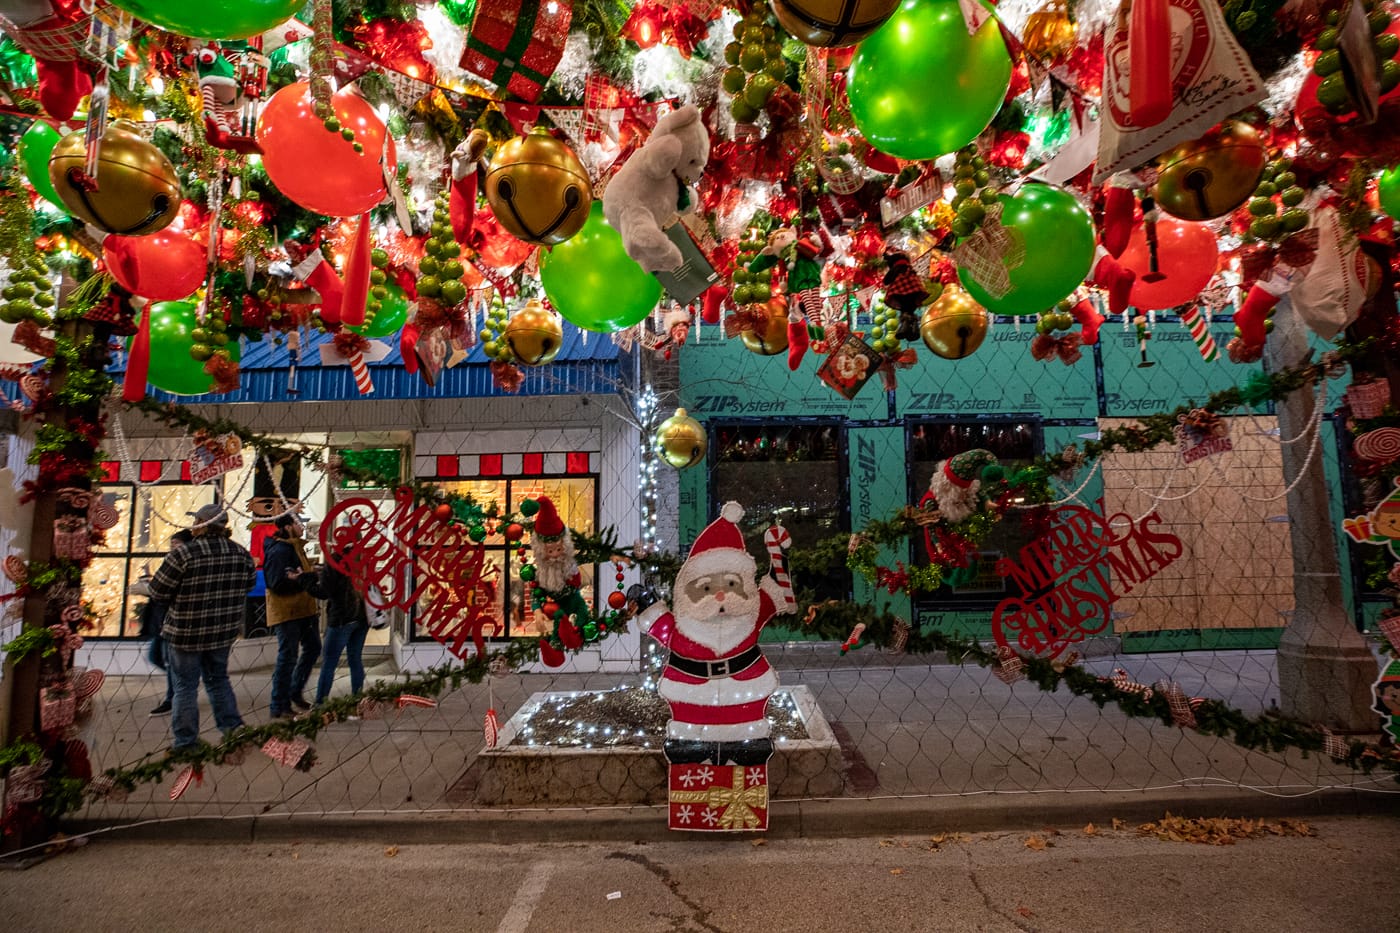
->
<box><xmin>1</xmin><ymin>814</ymin><xmax>1395</xmax><ymax>932</ymax></box>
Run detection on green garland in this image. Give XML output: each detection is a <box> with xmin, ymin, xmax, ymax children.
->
<box><xmin>0</xmin><ymin>626</ymin><xmax>57</xmax><ymax>665</ymax></box>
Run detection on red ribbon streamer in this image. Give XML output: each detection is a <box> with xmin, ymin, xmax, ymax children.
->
<box><xmin>121</xmin><ymin>303</ymin><xmax>151</xmax><ymax>403</ymax></box>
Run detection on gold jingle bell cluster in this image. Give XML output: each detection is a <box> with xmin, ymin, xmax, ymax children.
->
<box><xmin>1153</xmin><ymin>122</ymin><xmax>1267</xmax><ymax>222</ymax></box>
<box><xmin>920</xmin><ymin>283</ymin><xmax>988</xmax><ymax>360</ymax></box>
<box><xmin>656</xmin><ymin>408</ymin><xmax>707</xmax><ymax>469</ymax></box>
<box><xmin>48</xmin><ymin>121</ymin><xmax>180</xmax><ymax>236</ymax></box>
<box><xmin>484</xmin><ymin>128</ymin><xmax>593</xmax><ymax>247</ymax></box>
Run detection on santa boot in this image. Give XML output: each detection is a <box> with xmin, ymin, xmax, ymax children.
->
<box><xmin>1070</xmin><ymin>298</ymin><xmax>1105</xmax><ymax>345</ymax></box>
<box><xmin>1091</xmin><ymin>249</ymin><xmax>1136</xmax><ymax>317</ymax></box>
<box><xmin>290</xmin><ymin>247</ymin><xmax>345</xmax><ymax>324</ymax></box>
<box><xmin>1101</xmin><ymin>183</ymin><xmax>1136</xmax><ymax>258</ymax></box>
<box><xmin>1233</xmin><ymin>281</ymin><xmax>1282</xmax><ymax>349</ymax></box>
<box><xmin>786</xmin><ymin>308</ymin><xmax>809</xmax><ymax>370</ymax></box>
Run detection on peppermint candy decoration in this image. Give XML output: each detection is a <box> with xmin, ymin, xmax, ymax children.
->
<box><xmin>1354</xmin><ymin>427</ymin><xmax>1400</xmax><ymax>464</ymax></box>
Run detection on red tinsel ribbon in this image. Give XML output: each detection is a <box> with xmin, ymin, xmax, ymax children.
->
<box><xmin>203</xmin><ymin>354</ymin><xmax>241</xmax><ymax>395</ymax></box>
<box><xmin>876</xmin><ymin>347</ymin><xmax>917</xmax><ymax>390</ymax></box>
<box><xmin>1030</xmin><ymin>332</ymin><xmax>1083</xmax><ymax>365</ymax></box>
<box><xmin>490</xmin><ymin>359</ymin><xmax>524</xmax><ymax>392</ymax></box>
<box><xmin>723</xmin><ymin>306</ymin><xmax>769</xmax><ymax>339</ymax></box>
<box><xmin>332</xmin><ymin>330</ymin><xmax>371</xmax><ymax>359</ymax></box>
<box><xmin>350</xmin><ymin>17</ymin><xmax>437</xmax><ymax>85</ymax></box>
<box><xmin>1226</xmin><ymin>336</ymin><xmax>1263</xmax><ymax>364</ymax></box>
<box><xmin>873</xmin><ymin>562</ymin><xmax>910</xmax><ymax>594</ymax></box>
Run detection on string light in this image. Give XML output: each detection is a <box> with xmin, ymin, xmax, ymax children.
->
<box><xmin>637</xmin><ymin>385</ymin><xmax>661</xmax><ymax>553</ymax></box>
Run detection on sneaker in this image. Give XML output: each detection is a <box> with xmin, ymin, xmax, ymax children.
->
<box><xmin>150</xmin><ymin>701</ymin><xmax>172</xmax><ymax>716</ymax></box>
<box><xmin>291</xmin><ymin>696</ymin><xmax>311</xmax><ymax>711</ymax></box>
<box><xmin>271</xmin><ymin>709</ymin><xmax>294</xmax><ymax>720</ymax></box>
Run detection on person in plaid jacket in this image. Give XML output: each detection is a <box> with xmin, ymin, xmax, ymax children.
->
<box><xmin>148</xmin><ymin>504</ymin><xmax>256</xmax><ymax>752</ymax></box>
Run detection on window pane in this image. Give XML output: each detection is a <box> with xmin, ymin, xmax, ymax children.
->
<box><xmin>413</xmin><ymin>549</ymin><xmax>507</xmax><ymax>645</ymax></box>
<box><xmin>82</xmin><ymin>557</ymin><xmax>130</xmax><ymax>637</ymax></box>
<box><xmin>437</xmin><ymin>480</ymin><xmax>507</xmax><ymax>544</ymax></box>
<box><xmin>510</xmin><ymin>477</ymin><xmax>596</xmax><ymax>544</ymax></box>
<box><xmin>131</xmin><ymin>485</ymin><xmax>216</xmax><ymax>553</ymax></box>
<box><xmin>95</xmin><ymin>486</ymin><xmax>134</xmax><ymax>555</ymax></box>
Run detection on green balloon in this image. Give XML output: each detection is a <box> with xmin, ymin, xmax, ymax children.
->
<box><xmin>348</xmin><ymin>281</ymin><xmax>410</xmax><ymax>339</ymax></box>
<box><xmin>847</xmin><ymin>0</ymin><xmax>1012</xmax><ymax>161</ymax></box>
<box><xmin>957</xmin><ymin>184</ymin><xmax>1096</xmax><ymax>315</ymax></box>
<box><xmin>18</xmin><ymin>122</ymin><xmax>65</xmax><ymax>211</ymax></box>
<box><xmin>130</xmin><ymin>301</ymin><xmax>243</xmax><ymax>396</ymax></box>
<box><xmin>539</xmin><ymin>202</ymin><xmax>662</xmax><ymax>333</ymax></box>
<box><xmin>1379</xmin><ymin>167</ymin><xmax>1400</xmax><ymax>220</ymax></box>
<box><xmin>107</xmin><ymin>0</ymin><xmax>304</xmax><ymax>40</ymax></box>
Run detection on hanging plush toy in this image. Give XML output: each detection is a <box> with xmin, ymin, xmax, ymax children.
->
<box><xmin>882</xmin><ymin>247</ymin><xmax>928</xmax><ymax>343</ymax></box>
<box><xmin>602</xmin><ymin>104</ymin><xmax>711</xmax><ymax>273</ymax></box>
<box><xmin>0</xmin><ymin>0</ymin><xmax>96</xmax><ymax>119</ymax></box>
<box><xmin>193</xmin><ymin>43</ymin><xmax>263</xmax><ymax>155</ymax></box>
<box><xmin>749</xmin><ymin>225</ymin><xmax>832</xmax><ymax>369</ymax></box>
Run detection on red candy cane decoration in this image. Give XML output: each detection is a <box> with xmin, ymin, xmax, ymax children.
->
<box><xmin>763</xmin><ymin>523</ymin><xmax>795</xmax><ymax>611</ymax></box>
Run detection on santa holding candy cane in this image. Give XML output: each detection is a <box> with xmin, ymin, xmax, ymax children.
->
<box><xmin>634</xmin><ymin>502</ymin><xmax>796</xmax><ymax>767</ymax></box>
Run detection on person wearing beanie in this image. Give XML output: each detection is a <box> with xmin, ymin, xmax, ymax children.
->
<box><xmin>264</xmin><ymin>512</ymin><xmax>325</xmax><ymax>718</ymax></box>
<box><xmin>634</xmin><ymin>501</ymin><xmax>797</xmax><ymax>767</ymax></box>
<box><xmin>146</xmin><ymin>504</ymin><xmax>255</xmax><ymax>752</ymax></box>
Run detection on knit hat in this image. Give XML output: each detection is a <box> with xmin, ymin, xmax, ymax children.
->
<box><xmin>928</xmin><ymin>449</ymin><xmax>1000</xmax><ymax>523</ymax></box>
<box><xmin>533</xmin><ymin>495</ymin><xmax>565</xmax><ymax>538</ymax></box>
<box><xmin>679</xmin><ymin>501</ymin><xmax>754</xmax><ymax>584</ymax></box>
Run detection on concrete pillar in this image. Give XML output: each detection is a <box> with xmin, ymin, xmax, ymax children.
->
<box><xmin>1267</xmin><ymin>298</ymin><xmax>1377</xmax><ymax>731</ymax></box>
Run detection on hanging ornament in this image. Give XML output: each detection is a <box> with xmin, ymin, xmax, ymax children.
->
<box><xmin>722</xmin><ymin>0</ymin><xmax>790</xmax><ymax>123</ymax></box>
<box><xmin>484</xmin><ymin>128</ymin><xmax>593</xmax><ymax>246</ymax></box>
<box><xmin>1310</xmin><ymin>2</ymin><xmax>1400</xmax><ymax>117</ymax></box>
<box><xmin>772</xmin><ymin>0</ymin><xmax>897</xmax><ymax>48</ymax></box>
<box><xmin>1152</xmin><ymin>122</ymin><xmax>1267</xmax><ymax>222</ymax></box>
<box><xmin>1021</xmin><ymin>0</ymin><xmax>1077</xmax><ymax>60</ymax></box>
<box><xmin>48</xmin><ymin>120</ymin><xmax>180</xmax><ymax>235</ymax></box>
<box><xmin>18</xmin><ymin>121</ymin><xmax>67</xmax><ymax>212</ymax></box>
<box><xmin>0</xmin><ymin>255</ymin><xmax>56</xmax><ymax>328</ymax></box>
<box><xmin>504</xmin><ymin>297</ymin><xmax>564</xmax><ymax>366</ymax></box>
<box><xmin>1245</xmin><ymin>158</ymin><xmax>1309</xmax><ymax>244</ymax></box>
<box><xmin>477</xmin><ymin>294</ymin><xmax>517</xmax><ymax>364</ymax></box>
<box><xmin>920</xmin><ymin>283</ymin><xmax>988</xmax><ymax>360</ymax></box>
<box><xmin>740</xmin><ymin>296</ymin><xmax>791</xmax><ymax>355</ymax></box>
<box><xmin>539</xmin><ymin>202</ymin><xmax>661</xmax><ymax>332</ymax></box>
<box><xmin>103</xmin><ymin>230</ymin><xmax>206</xmax><ymax>301</ymax></box>
<box><xmin>106</xmin><ymin>0</ymin><xmax>303</xmax><ymax>40</ymax></box>
<box><xmin>1379</xmin><ymin>165</ymin><xmax>1400</xmax><ymax>219</ymax></box>
<box><xmin>656</xmin><ymin>408</ymin><xmax>707</xmax><ymax>469</ymax></box>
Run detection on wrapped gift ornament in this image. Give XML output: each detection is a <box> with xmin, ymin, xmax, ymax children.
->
<box><xmin>460</xmin><ymin>0</ymin><xmax>572</xmax><ymax>103</ymax></box>
<box><xmin>668</xmin><ymin>763</ymin><xmax>769</xmax><ymax>832</ymax></box>
<box><xmin>52</xmin><ymin>515</ymin><xmax>91</xmax><ymax>561</ymax></box>
<box><xmin>41</xmin><ymin>685</ymin><xmax>76</xmax><ymax>733</ymax></box>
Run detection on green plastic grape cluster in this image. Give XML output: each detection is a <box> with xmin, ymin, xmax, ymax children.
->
<box><xmin>0</xmin><ymin>254</ymin><xmax>53</xmax><ymax>324</ymax></box>
<box><xmin>1246</xmin><ymin>159</ymin><xmax>1307</xmax><ymax>242</ymax></box>
<box><xmin>364</xmin><ymin>247</ymin><xmax>390</xmax><ymax>329</ymax></box>
<box><xmin>418</xmin><ymin>192</ymin><xmax>469</xmax><ymax>308</ymax></box>
<box><xmin>1314</xmin><ymin>2</ymin><xmax>1400</xmax><ymax>113</ymax></box>
<box><xmin>722</xmin><ymin>1</ymin><xmax>788</xmax><ymax>124</ymax></box>
<box><xmin>1036</xmin><ymin>300</ymin><xmax>1075</xmax><ymax>335</ymax></box>
<box><xmin>730</xmin><ymin>231</ymin><xmax>773</xmax><ymax>306</ymax></box>
<box><xmin>949</xmin><ymin>146</ymin><xmax>1000</xmax><ymax>239</ymax></box>
<box><xmin>866</xmin><ymin>296</ymin><xmax>904</xmax><ymax>354</ymax></box>
<box><xmin>190</xmin><ymin>311</ymin><xmax>229</xmax><ymax>364</ymax></box>
<box><xmin>477</xmin><ymin>293</ymin><xmax>514</xmax><ymax>362</ymax></box>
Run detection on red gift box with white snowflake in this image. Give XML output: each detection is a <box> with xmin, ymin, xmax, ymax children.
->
<box><xmin>667</xmin><ymin>763</ymin><xmax>769</xmax><ymax>832</ymax></box>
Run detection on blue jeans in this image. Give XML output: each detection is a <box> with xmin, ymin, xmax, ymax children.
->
<box><xmin>168</xmin><ymin>644</ymin><xmax>243</xmax><ymax>750</ymax></box>
<box><xmin>271</xmin><ymin>616</ymin><xmax>321</xmax><ymax>714</ymax></box>
<box><xmin>315</xmin><ymin>622</ymin><xmax>369</xmax><ymax>704</ymax></box>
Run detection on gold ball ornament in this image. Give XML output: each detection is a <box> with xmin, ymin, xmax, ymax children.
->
<box><xmin>772</xmin><ymin>0</ymin><xmax>899</xmax><ymax>47</ymax></box>
<box><xmin>504</xmin><ymin>297</ymin><xmax>564</xmax><ymax>366</ymax></box>
<box><xmin>1021</xmin><ymin>0</ymin><xmax>1077</xmax><ymax>60</ymax></box>
<box><xmin>48</xmin><ymin>120</ymin><xmax>181</xmax><ymax>236</ymax></box>
<box><xmin>740</xmin><ymin>297</ymin><xmax>790</xmax><ymax>356</ymax></box>
<box><xmin>484</xmin><ymin>128</ymin><xmax>593</xmax><ymax>246</ymax></box>
<box><xmin>1152</xmin><ymin>122</ymin><xmax>1268</xmax><ymax>222</ymax></box>
<box><xmin>920</xmin><ymin>284</ymin><xmax>988</xmax><ymax>360</ymax></box>
<box><xmin>656</xmin><ymin>408</ymin><xmax>707</xmax><ymax>469</ymax></box>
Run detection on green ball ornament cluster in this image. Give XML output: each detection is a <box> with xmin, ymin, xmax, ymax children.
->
<box><xmin>1246</xmin><ymin>159</ymin><xmax>1308</xmax><ymax>243</ymax></box>
<box><xmin>1313</xmin><ymin>1</ymin><xmax>1399</xmax><ymax>113</ymax></box>
<box><xmin>477</xmin><ymin>293</ymin><xmax>515</xmax><ymax>363</ymax></box>
<box><xmin>1378</xmin><ymin>165</ymin><xmax>1400</xmax><ymax>219</ymax></box>
<box><xmin>419</xmin><ymin>192</ymin><xmax>469</xmax><ymax>307</ymax></box>
<box><xmin>730</xmin><ymin>229</ymin><xmax>773</xmax><ymax>305</ymax></box>
<box><xmin>866</xmin><ymin>296</ymin><xmax>904</xmax><ymax>353</ymax></box>
<box><xmin>722</xmin><ymin>0</ymin><xmax>789</xmax><ymax>123</ymax></box>
<box><xmin>0</xmin><ymin>255</ymin><xmax>54</xmax><ymax>324</ymax></box>
<box><xmin>189</xmin><ymin>311</ymin><xmax>230</xmax><ymax>364</ymax></box>
<box><xmin>1035</xmin><ymin>300</ymin><xmax>1075</xmax><ymax>335</ymax></box>
<box><xmin>949</xmin><ymin>146</ymin><xmax>1000</xmax><ymax>239</ymax></box>
<box><xmin>348</xmin><ymin>251</ymin><xmax>411</xmax><ymax>339</ymax></box>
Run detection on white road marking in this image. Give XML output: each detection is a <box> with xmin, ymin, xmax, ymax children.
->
<box><xmin>496</xmin><ymin>860</ymin><xmax>556</xmax><ymax>933</ymax></box>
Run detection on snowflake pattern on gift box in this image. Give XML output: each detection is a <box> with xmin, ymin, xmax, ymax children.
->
<box><xmin>746</xmin><ymin>767</ymin><xmax>764</xmax><ymax>787</ymax></box>
<box><xmin>676</xmin><ymin>805</ymin><xmax>694</xmax><ymax>825</ymax></box>
<box><xmin>701</xmin><ymin>807</ymin><xmax>719</xmax><ymax>827</ymax></box>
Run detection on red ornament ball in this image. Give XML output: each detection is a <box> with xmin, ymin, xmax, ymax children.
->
<box><xmin>607</xmin><ymin>591</ymin><xmax>627</xmax><ymax>610</ymax></box>
<box><xmin>542</xmin><ymin>600</ymin><xmax>560</xmax><ymax>618</ymax></box>
<box><xmin>433</xmin><ymin>503</ymin><xmax>453</xmax><ymax>521</ymax></box>
<box><xmin>504</xmin><ymin>522</ymin><xmax>525</xmax><ymax>542</ymax></box>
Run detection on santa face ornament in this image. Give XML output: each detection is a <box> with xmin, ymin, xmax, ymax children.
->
<box><xmin>633</xmin><ymin>501</ymin><xmax>798</xmax><ymax>832</ymax></box>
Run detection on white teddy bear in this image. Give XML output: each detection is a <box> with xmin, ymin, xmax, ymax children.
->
<box><xmin>602</xmin><ymin>104</ymin><xmax>710</xmax><ymax>274</ymax></box>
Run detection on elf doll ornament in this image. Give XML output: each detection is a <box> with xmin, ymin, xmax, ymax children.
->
<box><xmin>193</xmin><ymin>44</ymin><xmax>263</xmax><ymax>155</ymax></box>
<box><xmin>634</xmin><ymin>502</ymin><xmax>796</xmax><ymax>830</ymax></box>
<box><xmin>749</xmin><ymin>225</ymin><xmax>832</xmax><ymax>369</ymax></box>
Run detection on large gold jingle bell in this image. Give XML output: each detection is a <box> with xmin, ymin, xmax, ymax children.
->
<box><xmin>771</xmin><ymin>0</ymin><xmax>899</xmax><ymax>48</ymax></box>
<box><xmin>920</xmin><ymin>284</ymin><xmax>988</xmax><ymax>360</ymax></box>
<box><xmin>48</xmin><ymin>120</ymin><xmax>181</xmax><ymax>236</ymax></box>
<box><xmin>656</xmin><ymin>408</ymin><xmax>707</xmax><ymax>470</ymax></box>
<box><xmin>484</xmin><ymin>129</ymin><xmax>593</xmax><ymax>246</ymax></box>
<box><xmin>1153</xmin><ymin>122</ymin><xmax>1267</xmax><ymax>222</ymax></box>
<box><xmin>740</xmin><ymin>297</ymin><xmax>790</xmax><ymax>355</ymax></box>
<box><xmin>504</xmin><ymin>297</ymin><xmax>564</xmax><ymax>366</ymax></box>
<box><xmin>1021</xmin><ymin>0</ymin><xmax>1077</xmax><ymax>60</ymax></box>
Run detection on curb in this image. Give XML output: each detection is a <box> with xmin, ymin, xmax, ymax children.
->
<box><xmin>59</xmin><ymin>786</ymin><xmax>1400</xmax><ymax>847</ymax></box>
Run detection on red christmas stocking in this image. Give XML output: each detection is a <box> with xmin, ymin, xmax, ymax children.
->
<box><xmin>1070</xmin><ymin>298</ymin><xmax>1106</xmax><ymax>345</ymax></box>
<box><xmin>786</xmin><ymin>309</ymin><xmax>809</xmax><ymax>371</ymax></box>
<box><xmin>292</xmin><ymin>250</ymin><xmax>345</xmax><ymax>325</ymax></box>
<box><xmin>701</xmin><ymin>284</ymin><xmax>728</xmax><ymax>324</ymax></box>
<box><xmin>1091</xmin><ymin>250</ymin><xmax>1136</xmax><ymax>316</ymax></box>
<box><xmin>121</xmin><ymin>302</ymin><xmax>151</xmax><ymax>402</ymax></box>
<box><xmin>36</xmin><ymin>57</ymin><xmax>91</xmax><ymax>121</ymax></box>
<box><xmin>1234</xmin><ymin>282</ymin><xmax>1283</xmax><ymax>348</ymax></box>
<box><xmin>1102</xmin><ymin>184</ymin><xmax>1136</xmax><ymax>259</ymax></box>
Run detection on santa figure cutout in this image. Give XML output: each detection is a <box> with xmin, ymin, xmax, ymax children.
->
<box><xmin>529</xmin><ymin>495</ymin><xmax>593</xmax><ymax>661</ymax></box>
<box><xmin>634</xmin><ymin>502</ymin><xmax>797</xmax><ymax>831</ymax></box>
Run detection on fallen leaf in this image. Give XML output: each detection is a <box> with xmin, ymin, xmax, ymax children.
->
<box><xmin>1083</xmin><ymin>822</ymin><xmax>1098</xmax><ymax>836</ymax></box>
<box><xmin>1024</xmin><ymin>835</ymin><xmax>1049</xmax><ymax>851</ymax></box>
<box><xmin>1111</xmin><ymin>818</ymin><xmax>1127</xmax><ymax>831</ymax></box>
<box><xmin>384</xmin><ymin>845</ymin><xmax>400</xmax><ymax>858</ymax></box>
<box><xmin>890</xmin><ymin>868</ymin><xmax>905</xmax><ymax>875</ymax></box>
<box><xmin>1016</xmin><ymin>907</ymin><xmax>1035</xmax><ymax>919</ymax></box>
<box><xmin>292</xmin><ymin>851</ymin><xmax>299</xmax><ymax>860</ymax></box>
<box><xmin>751</xmin><ymin>838</ymin><xmax>767</xmax><ymax>847</ymax></box>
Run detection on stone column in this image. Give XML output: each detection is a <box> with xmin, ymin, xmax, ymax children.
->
<box><xmin>1267</xmin><ymin>298</ymin><xmax>1377</xmax><ymax>730</ymax></box>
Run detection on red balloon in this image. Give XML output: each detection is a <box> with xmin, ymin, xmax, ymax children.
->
<box><xmin>1119</xmin><ymin>217</ymin><xmax>1219</xmax><ymax>310</ymax></box>
<box><xmin>103</xmin><ymin>231</ymin><xmax>206</xmax><ymax>301</ymax></box>
<box><xmin>256</xmin><ymin>82</ymin><xmax>397</xmax><ymax>216</ymax></box>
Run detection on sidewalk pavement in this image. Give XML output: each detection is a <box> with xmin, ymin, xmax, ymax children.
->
<box><xmin>62</xmin><ymin>645</ymin><xmax>1400</xmax><ymax>845</ymax></box>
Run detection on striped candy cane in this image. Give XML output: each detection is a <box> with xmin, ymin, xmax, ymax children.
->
<box><xmin>1180</xmin><ymin>305</ymin><xmax>1219</xmax><ymax>362</ymax></box>
<box><xmin>348</xmin><ymin>349</ymin><xmax>374</xmax><ymax>395</ymax></box>
<box><xmin>763</xmin><ymin>524</ymin><xmax>796</xmax><ymax>611</ymax></box>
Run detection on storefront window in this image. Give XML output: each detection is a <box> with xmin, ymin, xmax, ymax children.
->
<box><xmin>909</xmin><ymin>420</ymin><xmax>1040</xmax><ymax>605</ymax></box>
<box><xmin>712</xmin><ymin>423</ymin><xmax>848</xmax><ymax>601</ymax></box>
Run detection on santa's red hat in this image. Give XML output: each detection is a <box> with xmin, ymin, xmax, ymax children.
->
<box><xmin>679</xmin><ymin>501</ymin><xmax>755</xmax><ymax>584</ymax></box>
<box><xmin>533</xmin><ymin>496</ymin><xmax>566</xmax><ymax>538</ymax></box>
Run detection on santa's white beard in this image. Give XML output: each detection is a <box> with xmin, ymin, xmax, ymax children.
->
<box><xmin>535</xmin><ymin>536</ymin><xmax>577</xmax><ymax>592</ymax></box>
<box><xmin>673</xmin><ymin>590</ymin><xmax>760</xmax><ymax>656</ymax></box>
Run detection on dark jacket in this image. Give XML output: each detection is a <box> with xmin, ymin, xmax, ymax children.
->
<box><xmin>148</xmin><ymin>534</ymin><xmax>256</xmax><ymax>651</ymax></box>
<box><xmin>263</xmin><ymin>535</ymin><xmax>323</xmax><ymax>625</ymax></box>
<box><xmin>321</xmin><ymin>563</ymin><xmax>369</xmax><ymax>628</ymax></box>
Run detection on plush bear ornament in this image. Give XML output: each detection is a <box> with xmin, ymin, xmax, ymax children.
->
<box><xmin>602</xmin><ymin>104</ymin><xmax>711</xmax><ymax>274</ymax></box>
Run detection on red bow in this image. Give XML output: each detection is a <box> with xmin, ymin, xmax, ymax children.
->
<box><xmin>1031</xmin><ymin>332</ymin><xmax>1083</xmax><ymax>365</ymax></box>
<box><xmin>877</xmin><ymin>347</ymin><xmax>918</xmax><ymax>390</ymax></box>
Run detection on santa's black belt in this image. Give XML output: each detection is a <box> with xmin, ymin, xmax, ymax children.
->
<box><xmin>667</xmin><ymin>644</ymin><xmax>762</xmax><ymax>679</ymax></box>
